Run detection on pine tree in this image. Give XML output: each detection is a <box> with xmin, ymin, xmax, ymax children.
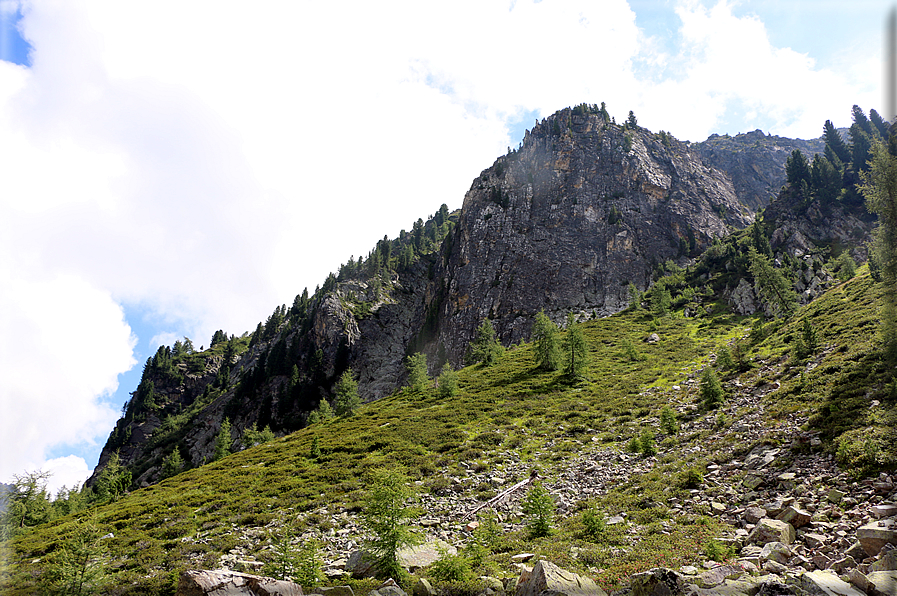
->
<box><xmin>700</xmin><ymin>368</ymin><xmax>725</xmax><ymax>409</ymax></box>
<box><xmin>468</xmin><ymin>319</ymin><xmax>503</xmax><ymax>366</ymax></box>
<box><xmin>362</xmin><ymin>468</ymin><xmax>419</xmax><ymax>579</ymax></box>
<box><xmin>405</xmin><ymin>353</ymin><xmax>429</xmax><ymax>392</ymax></box>
<box><xmin>521</xmin><ymin>482</ymin><xmax>554</xmax><ymax>538</ymax></box>
<box><xmin>214</xmin><ymin>418</ymin><xmax>233</xmax><ymax>461</ymax></box>
<box><xmin>161</xmin><ymin>448</ymin><xmax>185</xmax><ymax>479</ymax></box>
<box><xmin>859</xmin><ymin>137</ymin><xmax>897</xmax><ymax>358</ymax></box>
<box><xmin>532</xmin><ymin>310</ymin><xmax>560</xmax><ymax>371</ymax></box>
<box><xmin>563</xmin><ymin>313</ymin><xmax>588</xmax><ymax>378</ymax></box>
<box><xmin>785</xmin><ymin>149</ymin><xmax>810</xmax><ymax>188</ymax></box>
<box><xmin>334</xmin><ymin>369</ymin><xmax>361</xmax><ymax>416</ymax></box>
<box><xmin>437</xmin><ymin>362</ymin><xmax>458</xmax><ymax>398</ymax></box>
<box><xmin>747</xmin><ymin>247</ymin><xmax>798</xmax><ymax>318</ymax></box>
<box><xmin>824</xmin><ymin>120</ymin><xmax>850</xmax><ymax>164</ymax></box>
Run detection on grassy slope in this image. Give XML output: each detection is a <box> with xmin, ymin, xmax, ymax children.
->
<box><xmin>4</xmin><ymin>269</ymin><xmax>896</xmax><ymax>595</ymax></box>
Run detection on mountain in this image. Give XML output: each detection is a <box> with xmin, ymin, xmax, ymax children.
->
<box><xmin>5</xmin><ymin>105</ymin><xmax>895</xmax><ymax>596</ymax></box>
<box><xmin>692</xmin><ymin>129</ymin><xmax>828</xmax><ymax>211</ymax></box>
<box><xmin>87</xmin><ymin>106</ymin><xmax>768</xmax><ymax>489</ymax></box>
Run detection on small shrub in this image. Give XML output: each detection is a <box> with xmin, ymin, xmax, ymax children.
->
<box><xmin>580</xmin><ymin>506</ymin><xmax>606</xmax><ymax>541</ymax></box>
<box><xmin>522</xmin><ymin>482</ymin><xmax>554</xmax><ymax>538</ymax></box>
<box><xmin>659</xmin><ymin>406</ymin><xmax>678</xmax><ymax>435</ymax></box>
<box><xmin>700</xmin><ymin>368</ymin><xmax>725</xmax><ymax>409</ymax></box>
<box><xmin>716</xmin><ymin>347</ymin><xmax>734</xmax><ymax>370</ymax></box>
<box><xmin>703</xmin><ymin>539</ymin><xmax>732</xmax><ymax>562</ymax></box>
<box><xmin>679</xmin><ymin>468</ymin><xmax>703</xmax><ymax>489</ymax></box>
<box><xmin>627</xmin><ymin>436</ymin><xmax>641</xmax><ymax>453</ymax></box>
<box><xmin>428</xmin><ymin>551</ymin><xmax>472</xmax><ymax>583</ymax></box>
<box><xmin>639</xmin><ymin>429</ymin><xmax>657</xmax><ymax>456</ymax></box>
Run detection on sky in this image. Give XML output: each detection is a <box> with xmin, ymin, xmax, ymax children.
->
<box><xmin>0</xmin><ymin>0</ymin><xmax>891</xmax><ymax>495</ymax></box>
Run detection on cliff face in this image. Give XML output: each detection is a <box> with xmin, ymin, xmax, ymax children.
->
<box><xmin>431</xmin><ymin>108</ymin><xmax>752</xmax><ymax>360</ymax></box>
<box><xmin>692</xmin><ymin>129</ymin><xmax>827</xmax><ymax>211</ymax></box>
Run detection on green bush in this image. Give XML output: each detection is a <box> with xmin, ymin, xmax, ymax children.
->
<box><xmin>580</xmin><ymin>506</ymin><xmax>606</xmax><ymax>541</ymax></box>
<box><xmin>659</xmin><ymin>406</ymin><xmax>678</xmax><ymax>435</ymax></box>
<box><xmin>522</xmin><ymin>482</ymin><xmax>554</xmax><ymax>538</ymax></box>
<box><xmin>700</xmin><ymin>368</ymin><xmax>725</xmax><ymax>409</ymax></box>
<box><xmin>639</xmin><ymin>429</ymin><xmax>657</xmax><ymax>457</ymax></box>
<box><xmin>428</xmin><ymin>551</ymin><xmax>472</xmax><ymax>583</ymax></box>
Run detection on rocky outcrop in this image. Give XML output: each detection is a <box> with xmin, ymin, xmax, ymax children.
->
<box><xmin>692</xmin><ymin>129</ymin><xmax>827</xmax><ymax>211</ymax></box>
<box><xmin>433</xmin><ymin>109</ymin><xmax>752</xmax><ymax>359</ymax></box>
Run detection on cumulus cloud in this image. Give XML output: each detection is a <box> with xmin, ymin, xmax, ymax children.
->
<box><xmin>0</xmin><ymin>0</ymin><xmax>883</xmax><ymax>483</ymax></box>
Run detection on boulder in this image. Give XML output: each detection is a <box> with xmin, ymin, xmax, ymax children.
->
<box><xmin>397</xmin><ymin>539</ymin><xmax>456</xmax><ymax>572</ymax></box>
<box><xmin>760</xmin><ymin>542</ymin><xmax>791</xmax><ymax>565</ymax></box>
<box><xmin>777</xmin><ymin>506</ymin><xmax>813</xmax><ymax>529</ymax></box>
<box><xmin>176</xmin><ymin>570</ymin><xmax>303</xmax><ymax>596</ymax></box>
<box><xmin>872</xmin><ymin>550</ymin><xmax>897</xmax><ymax>572</ymax></box>
<box><xmin>412</xmin><ymin>578</ymin><xmax>436</xmax><ymax>596</ymax></box>
<box><xmin>744</xmin><ymin>506</ymin><xmax>767</xmax><ymax>524</ymax></box>
<box><xmin>694</xmin><ymin>564</ymin><xmax>743</xmax><ymax>588</ymax></box>
<box><xmin>629</xmin><ymin>568</ymin><xmax>684</xmax><ymax>596</ymax></box>
<box><xmin>315</xmin><ymin>588</ymin><xmax>354</xmax><ymax>596</ymax></box>
<box><xmin>515</xmin><ymin>560</ymin><xmax>607</xmax><ymax>596</ymax></box>
<box><xmin>857</xmin><ymin>519</ymin><xmax>897</xmax><ymax>557</ymax></box>
<box><xmin>748</xmin><ymin>519</ymin><xmax>796</xmax><ymax>546</ymax></box>
<box><xmin>791</xmin><ymin>570</ymin><xmax>865</xmax><ymax>596</ymax></box>
<box><xmin>865</xmin><ymin>570</ymin><xmax>897</xmax><ymax>595</ymax></box>
<box><xmin>369</xmin><ymin>579</ymin><xmax>407</xmax><ymax>596</ymax></box>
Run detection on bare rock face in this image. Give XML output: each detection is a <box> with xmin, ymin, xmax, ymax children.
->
<box><xmin>435</xmin><ymin>109</ymin><xmax>751</xmax><ymax>360</ymax></box>
<box><xmin>692</xmin><ymin>129</ymin><xmax>826</xmax><ymax>211</ymax></box>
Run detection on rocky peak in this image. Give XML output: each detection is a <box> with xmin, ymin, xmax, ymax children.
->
<box><xmin>432</xmin><ymin>108</ymin><xmax>752</xmax><ymax>362</ymax></box>
<box><xmin>693</xmin><ymin>129</ymin><xmax>827</xmax><ymax>211</ymax></box>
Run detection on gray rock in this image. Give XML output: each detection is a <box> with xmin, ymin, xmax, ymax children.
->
<box><xmin>865</xmin><ymin>570</ymin><xmax>897</xmax><ymax>595</ymax></box>
<box><xmin>744</xmin><ymin>506</ymin><xmax>767</xmax><ymax>524</ymax></box>
<box><xmin>777</xmin><ymin>506</ymin><xmax>813</xmax><ymax>529</ymax></box>
<box><xmin>760</xmin><ymin>542</ymin><xmax>791</xmax><ymax>564</ymax></box>
<box><xmin>316</xmin><ymin>588</ymin><xmax>355</xmax><ymax>596</ymax></box>
<box><xmin>871</xmin><ymin>550</ymin><xmax>897</xmax><ymax>573</ymax></box>
<box><xmin>412</xmin><ymin>578</ymin><xmax>436</xmax><ymax>596</ymax></box>
<box><xmin>629</xmin><ymin>567</ymin><xmax>684</xmax><ymax>596</ymax></box>
<box><xmin>748</xmin><ymin>519</ymin><xmax>796</xmax><ymax>546</ymax></box>
<box><xmin>515</xmin><ymin>559</ymin><xmax>607</xmax><ymax>596</ymax></box>
<box><xmin>176</xmin><ymin>570</ymin><xmax>304</xmax><ymax>596</ymax></box>
<box><xmin>790</xmin><ymin>570</ymin><xmax>865</xmax><ymax>596</ymax></box>
<box><xmin>858</xmin><ymin>520</ymin><xmax>897</xmax><ymax>557</ymax></box>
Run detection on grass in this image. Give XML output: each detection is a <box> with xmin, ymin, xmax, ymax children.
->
<box><xmin>3</xmin><ymin>270</ymin><xmax>896</xmax><ymax>595</ymax></box>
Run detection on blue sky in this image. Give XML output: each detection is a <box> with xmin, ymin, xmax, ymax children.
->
<box><xmin>0</xmin><ymin>0</ymin><xmax>892</xmax><ymax>494</ymax></box>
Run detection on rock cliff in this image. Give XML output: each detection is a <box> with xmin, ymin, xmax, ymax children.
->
<box><xmin>692</xmin><ymin>129</ymin><xmax>827</xmax><ymax>211</ymax></box>
<box><xmin>431</xmin><ymin>107</ymin><xmax>752</xmax><ymax>360</ymax></box>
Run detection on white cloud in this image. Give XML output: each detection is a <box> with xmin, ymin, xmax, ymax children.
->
<box><xmin>0</xmin><ymin>271</ymin><xmax>134</xmax><ymax>482</ymax></box>
<box><xmin>0</xmin><ymin>0</ymin><xmax>884</xmax><ymax>481</ymax></box>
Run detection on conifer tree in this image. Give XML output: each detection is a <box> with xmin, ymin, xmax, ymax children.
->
<box><xmin>362</xmin><ymin>468</ymin><xmax>418</xmax><ymax>579</ymax></box>
<box><xmin>405</xmin><ymin>353</ymin><xmax>429</xmax><ymax>392</ymax></box>
<box><xmin>437</xmin><ymin>362</ymin><xmax>458</xmax><ymax>398</ymax></box>
<box><xmin>334</xmin><ymin>369</ymin><xmax>361</xmax><ymax>416</ymax></box>
<box><xmin>214</xmin><ymin>418</ymin><xmax>233</xmax><ymax>461</ymax></box>
<box><xmin>824</xmin><ymin>120</ymin><xmax>851</xmax><ymax>164</ymax></box>
<box><xmin>747</xmin><ymin>247</ymin><xmax>798</xmax><ymax>318</ymax></box>
<box><xmin>161</xmin><ymin>448</ymin><xmax>185</xmax><ymax>479</ymax></box>
<box><xmin>532</xmin><ymin>310</ymin><xmax>560</xmax><ymax>371</ymax></box>
<box><xmin>563</xmin><ymin>313</ymin><xmax>588</xmax><ymax>378</ymax></box>
<box><xmin>860</xmin><ymin>138</ymin><xmax>897</xmax><ymax>358</ymax></box>
<box><xmin>468</xmin><ymin>319</ymin><xmax>503</xmax><ymax>366</ymax></box>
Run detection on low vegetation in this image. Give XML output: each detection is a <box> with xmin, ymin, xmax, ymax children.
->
<box><xmin>2</xmin><ymin>265</ymin><xmax>895</xmax><ymax>595</ymax></box>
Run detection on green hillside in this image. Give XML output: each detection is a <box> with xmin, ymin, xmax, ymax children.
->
<box><xmin>3</xmin><ymin>266</ymin><xmax>895</xmax><ymax>595</ymax></box>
